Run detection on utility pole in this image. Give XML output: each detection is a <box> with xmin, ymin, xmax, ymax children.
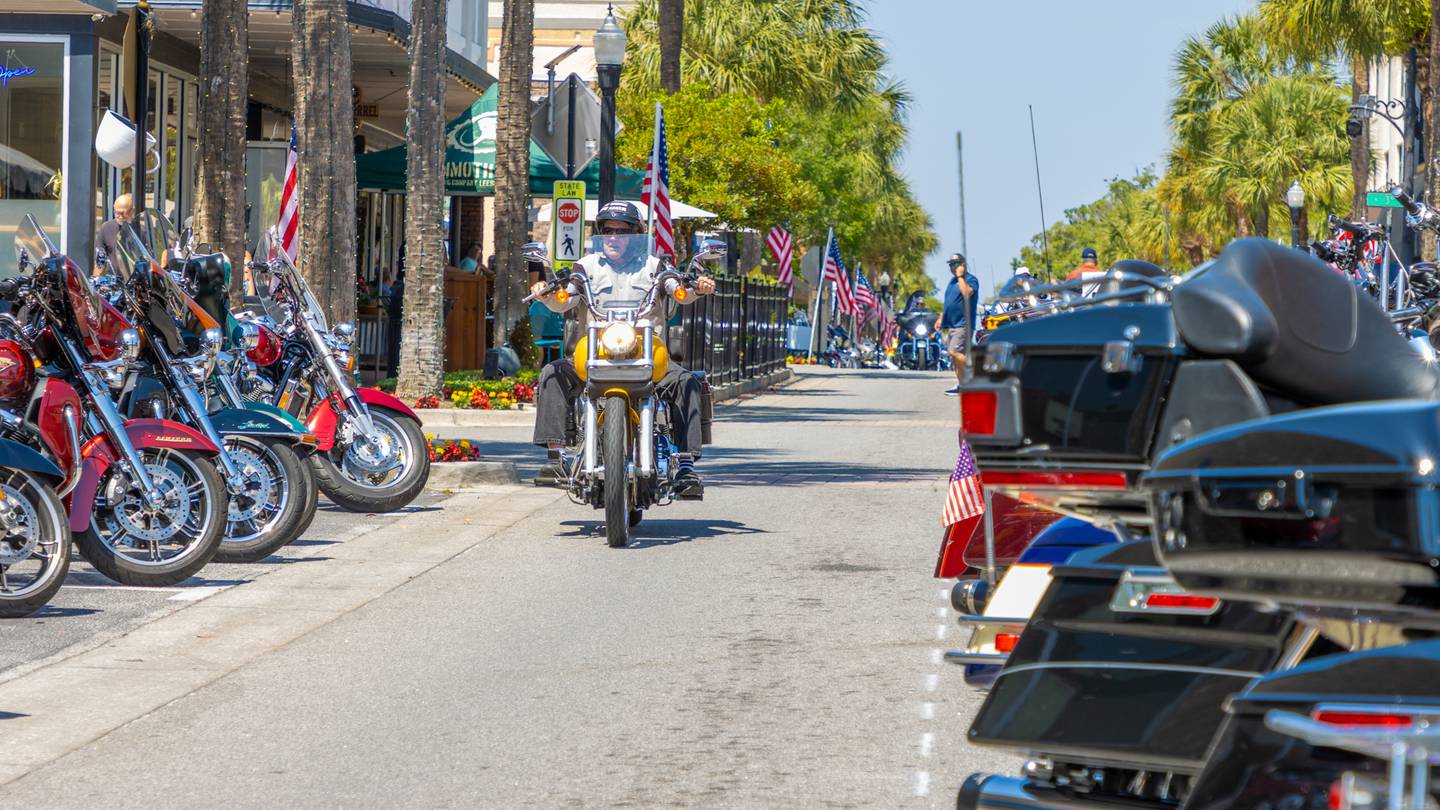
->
<box><xmin>956</xmin><ymin>131</ymin><xmax>968</xmax><ymax>258</ymax></box>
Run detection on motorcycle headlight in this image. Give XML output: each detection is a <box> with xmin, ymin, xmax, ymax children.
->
<box><xmin>600</xmin><ymin>323</ymin><xmax>638</xmax><ymax>358</ymax></box>
<box><xmin>915</xmin><ymin>324</ymin><xmax>928</xmax><ymax>337</ymax></box>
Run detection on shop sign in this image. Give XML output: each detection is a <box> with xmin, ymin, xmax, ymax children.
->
<box><xmin>0</xmin><ymin>66</ymin><xmax>36</xmax><ymax>88</ymax></box>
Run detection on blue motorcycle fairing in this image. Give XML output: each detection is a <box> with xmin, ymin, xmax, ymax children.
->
<box><xmin>0</xmin><ymin>437</ymin><xmax>65</xmax><ymax>485</ymax></box>
<box><xmin>208</xmin><ymin>406</ymin><xmax>311</xmax><ymax>444</ymax></box>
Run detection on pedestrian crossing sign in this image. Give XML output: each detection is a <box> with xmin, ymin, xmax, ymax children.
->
<box><xmin>551</xmin><ymin>180</ymin><xmax>587</xmax><ymax>274</ymax></box>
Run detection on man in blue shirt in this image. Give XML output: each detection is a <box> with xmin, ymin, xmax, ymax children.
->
<box><xmin>941</xmin><ymin>253</ymin><xmax>979</xmax><ymax>395</ymax></box>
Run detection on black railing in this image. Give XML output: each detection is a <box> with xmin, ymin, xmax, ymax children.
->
<box><xmin>672</xmin><ymin>275</ymin><xmax>788</xmax><ymax>386</ymax></box>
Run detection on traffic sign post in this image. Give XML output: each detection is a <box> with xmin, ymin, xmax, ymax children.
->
<box><xmin>550</xmin><ymin>180</ymin><xmax>587</xmax><ymax>274</ymax></box>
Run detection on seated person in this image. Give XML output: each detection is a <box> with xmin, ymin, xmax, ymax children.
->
<box><xmin>528</xmin><ymin>200</ymin><xmax>716</xmax><ymax>498</ymax></box>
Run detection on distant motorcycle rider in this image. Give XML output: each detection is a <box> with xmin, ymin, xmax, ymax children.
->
<box><xmin>529</xmin><ymin>200</ymin><xmax>716</xmax><ymax>497</ymax></box>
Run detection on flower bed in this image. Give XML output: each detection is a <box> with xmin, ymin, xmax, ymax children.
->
<box><xmin>786</xmin><ymin>355</ymin><xmax>820</xmax><ymax>365</ymax></box>
<box><xmin>425</xmin><ymin>435</ymin><xmax>481</xmax><ymax>462</ymax></box>
<box><xmin>397</xmin><ymin>370</ymin><xmax>540</xmax><ymax>410</ymax></box>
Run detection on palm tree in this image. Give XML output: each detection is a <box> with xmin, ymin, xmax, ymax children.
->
<box><xmin>621</xmin><ymin>0</ymin><xmax>886</xmax><ymax>111</ymax></box>
<box><xmin>290</xmin><ymin>0</ymin><xmax>358</xmax><ymax>324</ymax></box>
<box><xmin>193</xmin><ymin>0</ymin><xmax>247</xmax><ymax>303</ymax></box>
<box><xmin>658</xmin><ymin>0</ymin><xmax>684</xmax><ymax>93</ymax></box>
<box><xmin>1257</xmin><ymin>0</ymin><xmax>1429</xmax><ymax>217</ymax></box>
<box><xmin>395</xmin><ymin>0</ymin><xmax>448</xmax><ymax>402</ymax></box>
<box><xmin>492</xmin><ymin>0</ymin><xmax>535</xmax><ymax>344</ymax></box>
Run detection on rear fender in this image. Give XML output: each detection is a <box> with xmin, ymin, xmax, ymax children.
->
<box><xmin>209</xmin><ymin>407</ymin><xmax>308</xmax><ymax>441</ymax></box>
<box><xmin>234</xmin><ymin>401</ymin><xmax>317</xmax><ymax>456</ymax></box>
<box><xmin>66</xmin><ymin>419</ymin><xmax>221</xmax><ymax>533</ymax></box>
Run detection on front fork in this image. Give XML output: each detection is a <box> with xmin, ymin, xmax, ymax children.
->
<box><xmin>152</xmin><ymin>342</ymin><xmax>244</xmax><ymax>490</ymax></box>
<box><xmin>581</xmin><ymin>396</ymin><xmax>656</xmax><ymax>479</ymax></box>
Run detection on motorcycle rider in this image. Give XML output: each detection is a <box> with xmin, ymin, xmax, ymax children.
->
<box><xmin>529</xmin><ymin>200</ymin><xmax>716</xmax><ymax>498</ymax></box>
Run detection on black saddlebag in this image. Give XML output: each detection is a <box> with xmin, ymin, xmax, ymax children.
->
<box><xmin>968</xmin><ymin>540</ymin><xmax>1295</xmax><ymax>774</ymax></box>
<box><xmin>1146</xmin><ymin>400</ymin><xmax>1440</xmax><ymax>616</ymax></box>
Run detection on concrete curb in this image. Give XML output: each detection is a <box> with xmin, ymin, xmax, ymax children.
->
<box><xmin>425</xmin><ymin>460</ymin><xmax>521</xmax><ymax>488</ymax></box>
<box><xmin>713</xmin><ymin>369</ymin><xmax>794</xmax><ymax>403</ymax></box>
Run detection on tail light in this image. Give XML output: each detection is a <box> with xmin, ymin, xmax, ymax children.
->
<box><xmin>1143</xmin><ymin>593</ymin><xmax>1221</xmax><ymax>613</ymax></box>
<box><xmin>1313</xmin><ymin>710</ymin><xmax>1415</xmax><ymax>728</ymax></box>
<box><xmin>247</xmin><ymin>322</ymin><xmax>282</xmax><ymax>367</ymax></box>
<box><xmin>960</xmin><ymin>391</ymin><xmax>997</xmax><ymax>435</ymax></box>
<box><xmin>994</xmin><ymin>632</ymin><xmax>1019</xmax><ymax>653</ymax></box>
<box><xmin>981</xmin><ymin>471</ymin><xmax>1129</xmax><ymax>489</ymax></box>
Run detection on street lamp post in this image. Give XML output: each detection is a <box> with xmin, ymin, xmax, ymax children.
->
<box><xmin>593</xmin><ymin>6</ymin><xmax>627</xmax><ymax>206</ymax></box>
<box><xmin>1286</xmin><ymin>181</ymin><xmax>1306</xmax><ymax>252</ymax></box>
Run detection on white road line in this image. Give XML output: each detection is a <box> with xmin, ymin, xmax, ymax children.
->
<box><xmin>936</xmin><ymin>606</ymin><xmax>949</xmax><ymax>619</ymax></box>
<box><xmin>913</xmin><ymin>771</ymin><xmax>931</xmax><ymax>797</ymax></box>
<box><xmin>924</xmin><ymin>673</ymin><xmax>939</xmax><ymax>692</ymax></box>
<box><xmin>937</xmin><ymin>587</ymin><xmax>950</xmax><ymax>600</ymax></box>
<box><xmin>920</xmin><ymin>702</ymin><xmax>936</xmax><ymax>720</ymax></box>
<box><xmin>918</xmin><ymin>732</ymin><xmax>934</xmax><ymax>757</ymax></box>
<box><xmin>167</xmin><ymin>586</ymin><xmax>227</xmax><ymax>602</ymax></box>
<box><xmin>930</xmin><ymin>648</ymin><xmax>944</xmax><ymax>665</ymax></box>
<box><xmin>61</xmin><ymin>585</ymin><xmax>185</xmax><ymax>593</ymax></box>
<box><xmin>935</xmin><ymin>624</ymin><xmax>948</xmax><ymax>640</ymax></box>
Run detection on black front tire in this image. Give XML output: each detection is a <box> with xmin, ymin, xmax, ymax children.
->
<box><xmin>312</xmin><ymin>406</ymin><xmax>430</xmax><ymax>513</ymax></box>
<box><xmin>602</xmin><ymin>396</ymin><xmax>630</xmax><ymax>548</ymax></box>
<box><xmin>628</xmin><ymin>508</ymin><xmax>644</xmax><ymax>528</ymax></box>
<box><xmin>0</xmin><ymin>472</ymin><xmax>70</xmax><ymax>619</ymax></box>
<box><xmin>213</xmin><ymin>437</ymin><xmax>312</xmax><ymax>564</ymax></box>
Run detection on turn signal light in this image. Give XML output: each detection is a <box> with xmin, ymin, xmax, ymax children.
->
<box><xmin>994</xmin><ymin>633</ymin><xmax>1019</xmax><ymax>653</ymax></box>
<box><xmin>1313</xmin><ymin>710</ymin><xmax>1414</xmax><ymax>728</ymax></box>
<box><xmin>960</xmin><ymin>391</ymin><xmax>998</xmax><ymax>435</ymax></box>
<box><xmin>556</xmin><ymin>290</ymin><xmax>569</xmax><ymax>303</ymax></box>
<box><xmin>980</xmin><ymin>471</ymin><xmax>1129</xmax><ymax>489</ymax></box>
<box><xmin>1144</xmin><ymin>593</ymin><xmax>1220</xmax><ymax>612</ymax></box>
<box><xmin>673</xmin><ymin>288</ymin><xmax>689</xmax><ymax>303</ymax></box>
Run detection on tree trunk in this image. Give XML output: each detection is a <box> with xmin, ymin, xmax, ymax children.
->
<box><xmin>492</xmin><ymin>0</ymin><xmax>535</xmax><ymax>345</ymax></box>
<box><xmin>395</xmin><ymin>0</ymin><xmax>448</xmax><ymax>401</ymax></box>
<box><xmin>658</xmin><ymin>0</ymin><xmax>685</xmax><ymax>94</ymax></box>
<box><xmin>1352</xmin><ymin>54</ymin><xmax>1371</xmax><ymax>220</ymax></box>
<box><xmin>193</xmin><ymin>0</ymin><xmax>248</xmax><ymax>304</ymax></box>
<box><xmin>1425</xmin><ymin>1</ymin><xmax>1440</xmax><ymax>259</ymax></box>
<box><xmin>291</xmin><ymin>0</ymin><xmax>358</xmax><ymax>325</ymax></box>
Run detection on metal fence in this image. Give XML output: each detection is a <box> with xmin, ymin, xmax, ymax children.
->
<box><xmin>672</xmin><ymin>275</ymin><xmax>788</xmax><ymax>386</ymax></box>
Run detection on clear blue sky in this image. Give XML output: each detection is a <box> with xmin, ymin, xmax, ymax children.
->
<box><xmin>866</xmin><ymin>0</ymin><xmax>1257</xmax><ymax>295</ymax></box>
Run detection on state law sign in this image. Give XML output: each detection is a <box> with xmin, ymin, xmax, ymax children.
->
<box><xmin>550</xmin><ymin>180</ymin><xmax>587</xmax><ymax>274</ymax></box>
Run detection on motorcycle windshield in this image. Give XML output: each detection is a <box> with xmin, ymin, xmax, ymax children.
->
<box><xmin>131</xmin><ymin>210</ymin><xmax>181</xmax><ymax>269</ymax></box>
<box><xmin>582</xmin><ymin>234</ymin><xmax>660</xmax><ymax>313</ymax></box>
<box><xmin>12</xmin><ymin>214</ymin><xmax>58</xmax><ymax>280</ymax></box>
<box><xmin>260</xmin><ymin>244</ymin><xmax>327</xmax><ymax>332</ymax></box>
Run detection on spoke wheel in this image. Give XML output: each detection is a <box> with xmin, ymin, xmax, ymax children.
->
<box><xmin>0</xmin><ymin>470</ymin><xmax>69</xmax><ymax>618</ymax></box>
<box><xmin>76</xmin><ymin>448</ymin><xmax>225</xmax><ymax>587</ymax></box>
<box><xmin>214</xmin><ymin>436</ymin><xmax>311</xmax><ymax>563</ymax></box>
<box><xmin>310</xmin><ymin>407</ymin><xmax>430</xmax><ymax>513</ymax></box>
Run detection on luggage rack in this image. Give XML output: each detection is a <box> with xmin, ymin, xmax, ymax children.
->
<box><xmin>992</xmin><ymin>269</ymin><xmax>1177</xmax><ymax>323</ymax></box>
<box><xmin>1265</xmin><ymin>706</ymin><xmax>1440</xmax><ymax>810</ymax></box>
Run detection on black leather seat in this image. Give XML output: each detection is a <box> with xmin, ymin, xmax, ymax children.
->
<box><xmin>186</xmin><ymin>252</ymin><xmax>230</xmax><ymax>329</ymax></box>
<box><xmin>1172</xmin><ymin>237</ymin><xmax>1437</xmax><ymax>404</ymax></box>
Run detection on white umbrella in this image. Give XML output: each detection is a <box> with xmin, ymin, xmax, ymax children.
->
<box><xmin>534</xmin><ymin>197</ymin><xmax>718</xmax><ymax>223</ymax></box>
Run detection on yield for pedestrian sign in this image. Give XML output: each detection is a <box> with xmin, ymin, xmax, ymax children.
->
<box><xmin>550</xmin><ymin>180</ymin><xmax>586</xmax><ymax>273</ymax></box>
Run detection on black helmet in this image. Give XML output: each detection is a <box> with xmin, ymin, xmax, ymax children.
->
<box><xmin>595</xmin><ymin>200</ymin><xmax>644</xmax><ymax>231</ymax></box>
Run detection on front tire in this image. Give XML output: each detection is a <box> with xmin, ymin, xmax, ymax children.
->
<box><xmin>602</xmin><ymin>396</ymin><xmax>630</xmax><ymax>548</ymax></box>
<box><xmin>213</xmin><ymin>437</ymin><xmax>311</xmax><ymax>563</ymax></box>
<box><xmin>311</xmin><ymin>406</ymin><xmax>430</xmax><ymax>513</ymax></box>
<box><xmin>0</xmin><ymin>470</ymin><xmax>70</xmax><ymax>619</ymax></box>
<box><xmin>76</xmin><ymin>448</ymin><xmax>226</xmax><ymax>587</ymax></box>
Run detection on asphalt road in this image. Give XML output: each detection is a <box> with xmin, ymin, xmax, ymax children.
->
<box><xmin>0</xmin><ymin>367</ymin><xmax>1019</xmax><ymax>807</ymax></box>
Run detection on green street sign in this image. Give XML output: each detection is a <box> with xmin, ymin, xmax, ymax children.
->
<box><xmin>1367</xmin><ymin>191</ymin><xmax>1403</xmax><ymax>208</ymax></box>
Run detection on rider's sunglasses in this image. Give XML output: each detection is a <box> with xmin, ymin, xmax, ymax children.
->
<box><xmin>598</xmin><ymin>226</ymin><xmax>632</xmax><ymax>235</ymax></box>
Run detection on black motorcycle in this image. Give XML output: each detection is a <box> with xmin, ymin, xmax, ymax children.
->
<box><xmin>895</xmin><ymin>292</ymin><xmax>945</xmax><ymax>370</ymax></box>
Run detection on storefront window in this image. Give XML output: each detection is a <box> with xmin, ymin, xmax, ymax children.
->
<box><xmin>246</xmin><ymin>142</ymin><xmax>288</xmax><ymax>254</ymax></box>
<box><xmin>0</xmin><ymin>41</ymin><xmax>65</xmax><ymax>248</ymax></box>
<box><xmin>164</xmin><ymin>74</ymin><xmax>182</xmax><ymax>220</ymax></box>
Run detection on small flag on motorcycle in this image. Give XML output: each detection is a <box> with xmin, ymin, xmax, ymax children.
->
<box><xmin>942</xmin><ymin>439</ymin><xmax>986</xmax><ymax>527</ymax></box>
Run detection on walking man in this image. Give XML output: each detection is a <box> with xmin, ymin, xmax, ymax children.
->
<box><xmin>942</xmin><ymin>253</ymin><xmax>978</xmax><ymax>396</ymax></box>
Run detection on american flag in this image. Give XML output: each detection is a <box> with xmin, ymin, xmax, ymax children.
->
<box><xmin>821</xmin><ymin>232</ymin><xmax>857</xmax><ymax>316</ymax></box>
<box><xmin>854</xmin><ymin>270</ymin><xmax>878</xmax><ymax>316</ymax></box>
<box><xmin>942</xmin><ymin>439</ymin><xmax>986</xmax><ymax>527</ymax></box>
<box><xmin>641</xmin><ymin>102</ymin><xmax>674</xmax><ymax>259</ymax></box>
<box><xmin>277</xmin><ymin>123</ymin><xmax>299</xmax><ymax>260</ymax></box>
<box><xmin>880</xmin><ymin>303</ymin><xmax>897</xmax><ymax>346</ymax></box>
<box><xmin>767</xmin><ymin>226</ymin><xmax>794</xmax><ymax>290</ymax></box>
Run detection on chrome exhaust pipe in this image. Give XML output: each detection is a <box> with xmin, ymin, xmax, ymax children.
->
<box><xmin>958</xmin><ymin>775</ymin><xmax>1127</xmax><ymax>809</ymax></box>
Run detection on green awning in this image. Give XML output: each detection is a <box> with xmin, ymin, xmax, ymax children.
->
<box><xmin>356</xmin><ymin>85</ymin><xmax>644</xmax><ymax>198</ymax></box>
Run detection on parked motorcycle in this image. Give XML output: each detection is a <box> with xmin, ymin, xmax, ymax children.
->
<box><xmin>9</xmin><ymin>214</ymin><xmax>227</xmax><ymax>587</ymax></box>
<box><xmin>521</xmin><ymin>234</ymin><xmax>724</xmax><ymax>548</ymax></box>
<box><xmin>952</xmin><ymin>237</ymin><xmax>1436</xmax><ymax>808</ymax></box>
<box><xmin>108</xmin><ymin>219</ymin><xmax>318</xmax><ymax>562</ymax></box>
<box><xmin>823</xmin><ymin>323</ymin><xmax>860</xmax><ymax>368</ymax></box>
<box><xmin>238</xmin><ymin>238</ymin><xmax>428</xmax><ymax>513</ymax></box>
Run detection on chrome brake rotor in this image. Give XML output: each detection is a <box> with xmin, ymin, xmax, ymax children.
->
<box><xmin>225</xmin><ymin>444</ymin><xmax>276</xmax><ymax>523</ymax></box>
<box><xmin>0</xmin><ymin>485</ymin><xmax>39</xmax><ymax>565</ymax></box>
<box><xmin>108</xmin><ymin>464</ymin><xmax>189</xmax><ymax>543</ymax></box>
<box><xmin>341</xmin><ymin>421</ymin><xmax>399</xmax><ymax>476</ymax></box>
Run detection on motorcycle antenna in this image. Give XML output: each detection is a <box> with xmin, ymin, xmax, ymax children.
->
<box><xmin>1029</xmin><ymin>105</ymin><xmax>1053</xmax><ymax>279</ymax></box>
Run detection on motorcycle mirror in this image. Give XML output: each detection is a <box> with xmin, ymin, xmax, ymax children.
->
<box><xmin>238</xmin><ymin>321</ymin><xmax>260</xmax><ymax>351</ymax></box>
<box><xmin>695</xmin><ymin>238</ymin><xmax>727</xmax><ymax>262</ymax></box>
<box><xmin>120</xmin><ymin>329</ymin><xmax>141</xmax><ymax>362</ymax></box>
<box><xmin>201</xmin><ymin>327</ymin><xmax>223</xmax><ymax>355</ymax></box>
<box><xmin>521</xmin><ymin>242</ymin><xmax>550</xmax><ymax>265</ymax></box>
<box><xmin>333</xmin><ymin>321</ymin><xmax>355</xmax><ymax>346</ymax></box>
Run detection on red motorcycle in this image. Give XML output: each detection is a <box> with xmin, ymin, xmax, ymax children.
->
<box><xmin>9</xmin><ymin>214</ymin><xmax>227</xmax><ymax>587</ymax></box>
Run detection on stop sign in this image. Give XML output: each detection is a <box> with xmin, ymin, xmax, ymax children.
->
<box><xmin>558</xmin><ymin>201</ymin><xmax>581</xmax><ymax>225</ymax></box>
